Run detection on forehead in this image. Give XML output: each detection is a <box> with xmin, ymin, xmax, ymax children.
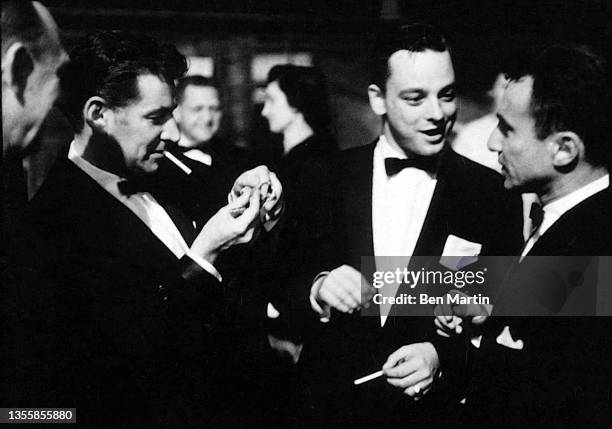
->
<box><xmin>33</xmin><ymin>2</ymin><xmax>68</xmax><ymax>67</ymax></box>
<box><xmin>386</xmin><ymin>49</ymin><xmax>455</xmax><ymax>89</ymax></box>
<box><xmin>183</xmin><ymin>85</ymin><xmax>219</xmax><ymax>103</ymax></box>
<box><xmin>265</xmin><ymin>80</ymin><xmax>285</xmax><ymax>97</ymax></box>
<box><xmin>499</xmin><ymin>77</ymin><xmax>534</xmax><ymax>119</ymax></box>
<box><xmin>128</xmin><ymin>74</ymin><xmax>173</xmax><ymax>110</ymax></box>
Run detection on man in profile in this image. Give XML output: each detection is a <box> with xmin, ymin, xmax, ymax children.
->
<box><xmin>28</xmin><ymin>30</ymin><xmax>281</xmax><ymax>426</ymax></box>
<box><xmin>437</xmin><ymin>44</ymin><xmax>611</xmax><ymax>428</ymax></box>
<box><xmin>2</xmin><ymin>0</ymin><xmax>67</xmax><ymax>406</ymax></box>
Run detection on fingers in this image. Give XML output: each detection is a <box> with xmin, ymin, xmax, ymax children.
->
<box><xmin>316</xmin><ymin>265</ymin><xmax>368</xmax><ymax>313</ymax></box>
<box><xmin>232</xmin><ymin>165</ymin><xmax>273</xmax><ymax>197</ymax></box>
<box><xmin>262</xmin><ymin>172</ymin><xmax>282</xmax><ymax>212</ymax></box>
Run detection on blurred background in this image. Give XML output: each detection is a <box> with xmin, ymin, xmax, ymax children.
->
<box><xmin>27</xmin><ymin>0</ymin><xmax>611</xmax><ymax>196</ymax></box>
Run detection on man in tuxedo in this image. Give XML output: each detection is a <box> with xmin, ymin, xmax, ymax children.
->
<box><xmin>2</xmin><ymin>0</ymin><xmax>67</xmax><ymax>406</ymax></box>
<box><xmin>437</xmin><ymin>44</ymin><xmax>611</xmax><ymax>427</ymax></box>
<box><xmin>159</xmin><ymin>75</ymin><xmax>253</xmax><ymax>225</ymax></box>
<box><xmin>294</xmin><ymin>24</ymin><xmax>522</xmax><ymax>426</ymax></box>
<box><xmin>27</xmin><ymin>31</ymin><xmax>282</xmax><ymax>427</ymax></box>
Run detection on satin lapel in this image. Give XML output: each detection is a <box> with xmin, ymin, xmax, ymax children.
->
<box><xmin>65</xmin><ymin>161</ymin><xmax>182</xmax><ymax>270</ymax></box>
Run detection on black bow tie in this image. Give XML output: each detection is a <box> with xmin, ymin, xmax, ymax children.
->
<box><xmin>117</xmin><ymin>177</ymin><xmax>155</xmax><ymax>196</ymax></box>
<box><xmin>529</xmin><ymin>201</ymin><xmax>544</xmax><ymax>232</ymax></box>
<box><xmin>384</xmin><ymin>156</ymin><xmax>438</xmax><ymax>176</ymax></box>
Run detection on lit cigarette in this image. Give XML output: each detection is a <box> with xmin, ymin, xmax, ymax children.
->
<box><xmin>163</xmin><ymin>151</ymin><xmax>192</xmax><ymax>175</ymax></box>
<box><xmin>353</xmin><ymin>370</ymin><xmax>383</xmax><ymax>385</ymax></box>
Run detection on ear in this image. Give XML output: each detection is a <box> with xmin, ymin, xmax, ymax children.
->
<box><xmin>368</xmin><ymin>84</ymin><xmax>387</xmax><ymax>116</ymax></box>
<box><xmin>84</xmin><ymin>96</ymin><xmax>110</xmax><ymax>130</ymax></box>
<box><xmin>2</xmin><ymin>42</ymin><xmax>34</xmax><ymax>105</ymax></box>
<box><xmin>549</xmin><ymin>131</ymin><xmax>582</xmax><ymax>168</ymax></box>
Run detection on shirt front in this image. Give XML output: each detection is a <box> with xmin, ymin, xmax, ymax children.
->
<box><xmin>371</xmin><ymin>135</ymin><xmax>438</xmax><ymax>326</ymax></box>
<box><xmin>68</xmin><ymin>142</ymin><xmax>221</xmax><ymax>281</ymax></box>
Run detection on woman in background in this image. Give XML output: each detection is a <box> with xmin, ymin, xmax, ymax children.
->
<box><xmin>259</xmin><ymin>64</ymin><xmax>337</xmax><ymax>425</ymax></box>
<box><xmin>261</xmin><ymin>64</ymin><xmax>337</xmax><ymax>192</ymax></box>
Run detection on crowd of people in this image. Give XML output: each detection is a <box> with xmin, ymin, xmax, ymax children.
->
<box><xmin>2</xmin><ymin>2</ymin><xmax>611</xmax><ymax>428</ymax></box>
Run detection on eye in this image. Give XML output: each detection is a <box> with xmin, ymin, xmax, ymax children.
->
<box><xmin>497</xmin><ymin>121</ymin><xmax>510</xmax><ymax>137</ymax></box>
<box><xmin>401</xmin><ymin>95</ymin><xmax>424</xmax><ymax>105</ymax></box>
<box><xmin>439</xmin><ymin>90</ymin><xmax>456</xmax><ymax>102</ymax></box>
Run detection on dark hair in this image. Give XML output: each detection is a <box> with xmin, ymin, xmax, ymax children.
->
<box><xmin>266</xmin><ymin>64</ymin><xmax>332</xmax><ymax>135</ymax></box>
<box><xmin>505</xmin><ymin>44</ymin><xmax>609</xmax><ymax>166</ymax></box>
<box><xmin>59</xmin><ymin>31</ymin><xmax>187</xmax><ymax>131</ymax></box>
<box><xmin>175</xmin><ymin>75</ymin><xmax>221</xmax><ymax>104</ymax></box>
<box><xmin>370</xmin><ymin>23</ymin><xmax>450</xmax><ymax>91</ymax></box>
<box><xmin>2</xmin><ymin>1</ymin><xmax>53</xmax><ymax>60</ymax></box>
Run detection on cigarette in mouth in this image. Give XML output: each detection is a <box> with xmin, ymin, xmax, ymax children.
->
<box><xmin>163</xmin><ymin>151</ymin><xmax>192</xmax><ymax>175</ymax></box>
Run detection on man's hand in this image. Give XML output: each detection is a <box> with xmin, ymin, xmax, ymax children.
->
<box><xmin>190</xmin><ymin>187</ymin><xmax>261</xmax><ymax>263</ymax></box>
<box><xmin>383</xmin><ymin>342</ymin><xmax>440</xmax><ymax>399</ymax></box>
<box><xmin>313</xmin><ymin>265</ymin><xmax>376</xmax><ymax>313</ymax></box>
<box><xmin>230</xmin><ymin>165</ymin><xmax>283</xmax><ymax>219</ymax></box>
<box><xmin>434</xmin><ymin>290</ymin><xmax>492</xmax><ymax>337</ymax></box>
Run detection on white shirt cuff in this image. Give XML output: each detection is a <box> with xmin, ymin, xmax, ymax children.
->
<box><xmin>310</xmin><ymin>271</ymin><xmax>331</xmax><ymax>323</ymax></box>
<box><xmin>185</xmin><ymin>250</ymin><xmax>223</xmax><ymax>283</ymax></box>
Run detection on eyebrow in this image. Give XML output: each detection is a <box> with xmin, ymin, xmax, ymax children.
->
<box><xmin>145</xmin><ymin>106</ymin><xmax>175</xmax><ymax>117</ymax></box>
<box><xmin>398</xmin><ymin>83</ymin><xmax>456</xmax><ymax>97</ymax></box>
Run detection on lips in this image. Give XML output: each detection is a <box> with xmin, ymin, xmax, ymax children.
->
<box><xmin>420</xmin><ymin>128</ymin><xmax>444</xmax><ymax>136</ymax></box>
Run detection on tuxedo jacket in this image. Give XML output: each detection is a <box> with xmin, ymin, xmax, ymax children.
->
<box><xmin>466</xmin><ymin>186</ymin><xmax>612</xmax><ymax>429</ymax></box>
<box><xmin>27</xmin><ymin>158</ymin><xmax>232</xmax><ymax>428</ymax></box>
<box><xmin>293</xmin><ymin>142</ymin><xmax>523</xmax><ymax>426</ymax></box>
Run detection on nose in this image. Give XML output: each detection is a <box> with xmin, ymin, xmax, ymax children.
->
<box><xmin>161</xmin><ymin>117</ymin><xmax>180</xmax><ymax>143</ymax></box>
<box><xmin>261</xmin><ymin>102</ymin><xmax>269</xmax><ymax>118</ymax></box>
<box><xmin>487</xmin><ymin>126</ymin><xmax>502</xmax><ymax>153</ymax></box>
<box><xmin>425</xmin><ymin>97</ymin><xmax>444</xmax><ymax>122</ymax></box>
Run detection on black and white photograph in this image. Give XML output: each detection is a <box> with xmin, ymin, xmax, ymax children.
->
<box><xmin>2</xmin><ymin>1</ymin><xmax>611</xmax><ymax>427</ymax></box>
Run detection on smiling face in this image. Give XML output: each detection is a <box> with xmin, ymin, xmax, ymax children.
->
<box><xmin>370</xmin><ymin>49</ymin><xmax>457</xmax><ymax>157</ymax></box>
<box><xmin>174</xmin><ymin>84</ymin><xmax>222</xmax><ymax>146</ymax></box>
<box><xmin>105</xmin><ymin>73</ymin><xmax>179</xmax><ymax>175</ymax></box>
<box><xmin>487</xmin><ymin>76</ymin><xmax>553</xmax><ymax>192</ymax></box>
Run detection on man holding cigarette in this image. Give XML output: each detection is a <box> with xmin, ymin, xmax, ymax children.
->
<box><xmin>294</xmin><ymin>24</ymin><xmax>521</xmax><ymax>426</ymax></box>
<box><xmin>27</xmin><ymin>31</ymin><xmax>281</xmax><ymax>426</ymax></box>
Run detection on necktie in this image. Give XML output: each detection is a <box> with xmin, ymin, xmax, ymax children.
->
<box><xmin>384</xmin><ymin>156</ymin><xmax>438</xmax><ymax>176</ymax></box>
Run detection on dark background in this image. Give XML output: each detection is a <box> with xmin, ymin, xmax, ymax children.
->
<box><xmin>26</xmin><ymin>0</ymin><xmax>611</xmax><ymax>195</ymax></box>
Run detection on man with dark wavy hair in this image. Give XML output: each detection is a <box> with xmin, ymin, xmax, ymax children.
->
<box><xmin>28</xmin><ymin>31</ymin><xmax>281</xmax><ymax>427</ymax></box>
<box><xmin>294</xmin><ymin>23</ymin><xmax>521</xmax><ymax>427</ymax></box>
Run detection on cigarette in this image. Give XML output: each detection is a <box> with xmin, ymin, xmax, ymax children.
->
<box><xmin>353</xmin><ymin>370</ymin><xmax>383</xmax><ymax>385</ymax></box>
<box><xmin>163</xmin><ymin>151</ymin><xmax>192</xmax><ymax>175</ymax></box>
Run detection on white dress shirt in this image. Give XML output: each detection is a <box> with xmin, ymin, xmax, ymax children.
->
<box><xmin>68</xmin><ymin>143</ymin><xmax>221</xmax><ymax>281</ymax></box>
<box><xmin>521</xmin><ymin>174</ymin><xmax>609</xmax><ymax>260</ymax></box>
<box><xmin>372</xmin><ymin>135</ymin><xmax>438</xmax><ymax>325</ymax></box>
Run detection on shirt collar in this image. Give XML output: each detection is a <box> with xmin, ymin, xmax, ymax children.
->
<box><xmin>377</xmin><ymin>135</ymin><xmax>408</xmax><ymax>159</ymax></box>
<box><xmin>544</xmin><ymin>174</ymin><xmax>609</xmax><ymax>219</ymax></box>
<box><xmin>68</xmin><ymin>141</ymin><xmax>125</xmax><ymax>197</ymax></box>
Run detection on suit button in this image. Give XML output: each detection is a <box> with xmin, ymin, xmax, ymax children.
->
<box><xmin>158</xmin><ymin>285</ymin><xmax>168</xmax><ymax>301</ymax></box>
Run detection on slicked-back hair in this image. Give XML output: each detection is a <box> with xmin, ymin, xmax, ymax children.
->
<box><xmin>2</xmin><ymin>1</ymin><xmax>48</xmax><ymax>60</ymax></box>
<box><xmin>175</xmin><ymin>75</ymin><xmax>221</xmax><ymax>105</ymax></box>
<box><xmin>59</xmin><ymin>30</ymin><xmax>187</xmax><ymax>131</ymax></box>
<box><xmin>266</xmin><ymin>64</ymin><xmax>332</xmax><ymax>135</ymax></box>
<box><xmin>370</xmin><ymin>23</ymin><xmax>450</xmax><ymax>92</ymax></box>
<box><xmin>505</xmin><ymin>44</ymin><xmax>609</xmax><ymax>167</ymax></box>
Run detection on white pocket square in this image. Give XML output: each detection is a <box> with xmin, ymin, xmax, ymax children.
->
<box><xmin>439</xmin><ymin>234</ymin><xmax>482</xmax><ymax>270</ymax></box>
<box><xmin>496</xmin><ymin>325</ymin><xmax>524</xmax><ymax>350</ymax></box>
